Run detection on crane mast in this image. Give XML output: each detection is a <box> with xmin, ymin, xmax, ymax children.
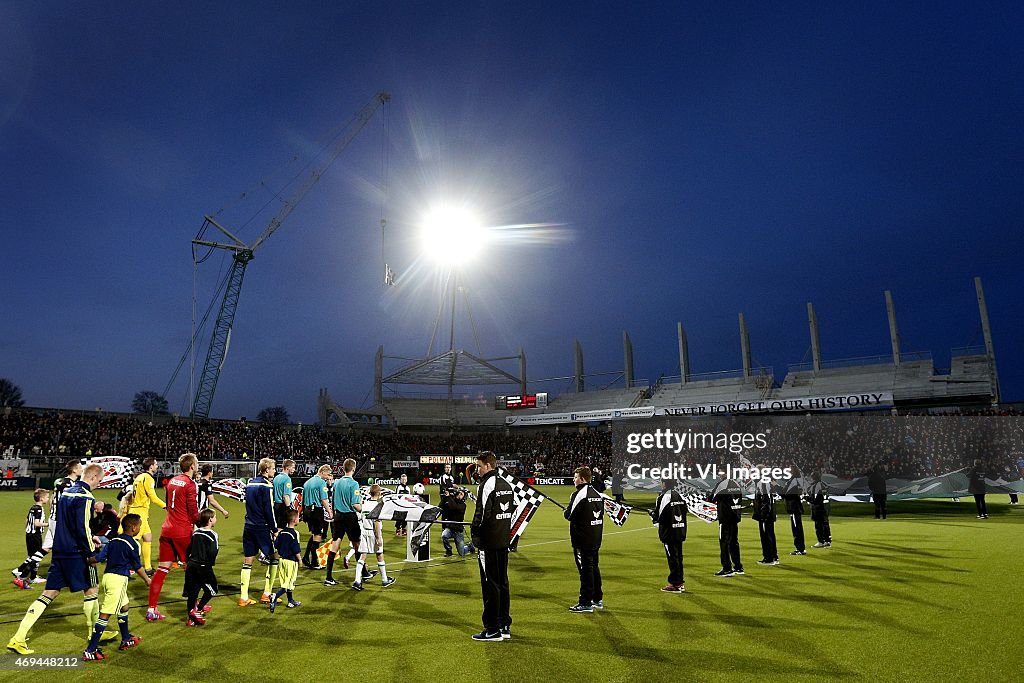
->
<box><xmin>189</xmin><ymin>91</ymin><xmax>389</xmax><ymax>419</ymax></box>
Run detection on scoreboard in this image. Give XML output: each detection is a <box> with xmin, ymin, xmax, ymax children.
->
<box><xmin>495</xmin><ymin>393</ymin><xmax>548</xmax><ymax>410</ymax></box>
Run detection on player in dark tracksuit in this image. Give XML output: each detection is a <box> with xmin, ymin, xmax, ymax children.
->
<box><xmin>470</xmin><ymin>451</ymin><xmax>514</xmax><ymax>641</ymax></box>
<box><xmin>808</xmin><ymin>472</ymin><xmax>832</xmax><ymax>548</ymax></box>
<box><xmin>651</xmin><ymin>479</ymin><xmax>687</xmax><ymax>592</ymax></box>
<box><xmin>714</xmin><ymin>486</ymin><xmax>744</xmax><ymax>577</ymax></box>
<box><xmin>783</xmin><ymin>475</ymin><xmax>807</xmax><ymax>556</ymax></box>
<box><xmin>753</xmin><ymin>479</ymin><xmax>779</xmax><ymax>565</ymax></box>
<box><xmin>565</xmin><ymin>466</ymin><xmax>604</xmax><ymax>612</ymax></box>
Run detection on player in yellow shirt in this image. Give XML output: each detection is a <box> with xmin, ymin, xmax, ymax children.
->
<box><xmin>125</xmin><ymin>458</ymin><xmax>165</xmax><ymax>573</ymax></box>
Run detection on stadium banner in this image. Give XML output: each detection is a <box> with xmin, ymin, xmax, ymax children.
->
<box><xmin>505</xmin><ymin>393</ymin><xmax>894</xmax><ymax>426</ymax></box>
<box><xmin>392</xmin><ymin>460</ymin><xmax>419</xmax><ymax>468</ymax></box>
<box><xmin>0</xmin><ymin>477</ymin><xmax>36</xmax><ymax>490</ymax></box>
<box><xmin>454</xmin><ymin>455</ymin><xmax>476</xmax><ymax>464</ymax></box>
<box><xmin>420</xmin><ymin>455</ymin><xmax>452</xmax><ymax>464</ymax></box>
<box><xmin>505</xmin><ymin>407</ymin><xmax>655</xmax><ymax>426</ymax></box>
<box><xmin>1</xmin><ymin>458</ymin><xmax>30</xmax><ymax>476</ymax></box>
<box><xmin>612</xmin><ymin>415</ymin><xmax>1024</xmax><ymax>500</ymax></box>
<box><xmin>499</xmin><ymin>460</ymin><xmax>520</xmax><ymax>468</ymax></box>
<box><xmin>655</xmin><ymin>391</ymin><xmax>894</xmax><ymax>416</ymax></box>
<box><xmin>527</xmin><ymin>476</ymin><xmax>572</xmax><ymax>486</ymax></box>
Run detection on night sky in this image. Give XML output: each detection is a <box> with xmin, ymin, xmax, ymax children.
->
<box><xmin>2</xmin><ymin>2</ymin><xmax>1022</xmax><ymax>421</ymax></box>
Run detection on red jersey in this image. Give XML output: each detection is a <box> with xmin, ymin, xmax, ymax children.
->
<box><xmin>161</xmin><ymin>474</ymin><xmax>199</xmax><ymax>538</ymax></box>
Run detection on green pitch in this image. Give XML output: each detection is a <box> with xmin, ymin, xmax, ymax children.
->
<box><xmin>1</xmin><ymin>487</ymin><xmax>1022</xmax><ymax>681</ymax></box>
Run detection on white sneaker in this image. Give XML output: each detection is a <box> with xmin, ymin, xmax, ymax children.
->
<box><xmin>32</xmin><ymin>577</ymin><xmax>46</xmax><ymax>584</ymax></box>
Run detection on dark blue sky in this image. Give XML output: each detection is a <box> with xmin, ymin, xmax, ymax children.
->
<box><xmin>2</xmin><ymin>2</ymin><xmax>1022</xmax><ymax>421</ymax></box>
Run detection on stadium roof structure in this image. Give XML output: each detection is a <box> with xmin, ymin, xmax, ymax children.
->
<box><xmin>383</xmin><ymin>349</ymin><xmax>521</xmax><ymax>386</ymax></box>
<box><xmin>374</xmin><ymin>345</ymin><xmax>527</xmax><ymax>403</ymax></box>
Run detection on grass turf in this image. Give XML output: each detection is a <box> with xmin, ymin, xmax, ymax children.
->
<box><xmin>0</xmin><ymin>487</ymin><xmax>1022</xmax><ymax>681</ymax></box>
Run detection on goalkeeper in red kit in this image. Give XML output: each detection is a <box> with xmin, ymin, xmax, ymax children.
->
<box><xmin>146</xmin><ymin>453</ymin><xmax>200</xmax><ymax>621</ymax></box>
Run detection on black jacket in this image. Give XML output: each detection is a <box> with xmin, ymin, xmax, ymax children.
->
<box><xmin>752</xmin><ymin>482</ymin><xmax>776</xmax><ymax>523</ymax></box>
<box><xmin>783</xmin><ymin>494</ymin><xmax>804</xmax><ymax>515</ymax></box>
<box><xmin>715</xmin><ymin>493</ymin><xmax>742</xmax><ymax>525</ymax></box>
<box><xmin>187</xmin><ymin>528</ymin><xmax>219</xmax><ymax>567</ymax></box>
<box><xmin>867</xmin><ymin>469</ymin><xmax>887</xmax><ymax>496</ymax></box>
<box><xmin>564</xmin><ymin>483</ymin><xmax>604</xmax><ymax>550</ymax></box>
<box><xmin>807</xmin><ymin>481</ymin><xmax>830</xmax><ymax>520</ymax></box>
<box><xmin>652</xmin><ymin>488</ymin><xmax>687</xmax><ymax>543</ymax></box>
<box><xmin>968</xmin><ymin>466</ymin><xmax>987</xmax><ymax>495</ymax></box>
<box><xmin>440</xmin><ymin>496</ymin><xmax>467</xmax><ymax>532</ymax></box>
<box><xmin>470</xmin><ymin>470</ymin><xmax>514</xmax><ymax>550</ymax></box>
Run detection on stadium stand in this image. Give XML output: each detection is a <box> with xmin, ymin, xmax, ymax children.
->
<box><xmin>547</xmin><ymin>387</ymin><xmax>647</xmax><ymax>412</ymax></box>
<box><xmin>644</xmin><ymin>370</ymin><xmax>771</xmax><ymax>409</ymax></box>
<box><xmin>777</xmin><ymin>351</ymin><xmax>993</xmax><ymax>404</ymax></box>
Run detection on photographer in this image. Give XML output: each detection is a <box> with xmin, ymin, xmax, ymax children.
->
<box><xmin>441</xmin><ymin>488</ymin><xmax>475</xmax><ymax>557</ymax></box>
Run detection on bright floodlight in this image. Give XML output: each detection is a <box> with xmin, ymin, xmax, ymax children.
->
<box><xmin>420</xmin><ymin>206</ymin><xmax>487</xmax><ymax>265</ymax></box>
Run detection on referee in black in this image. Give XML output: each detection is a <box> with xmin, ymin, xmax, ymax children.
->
<box><xmin>651</xmin><ymin>478</ymin><xmax>687</xmax><ymax>592</ymax></box>
<box><xmin>566</xmin><ymin>466</ymin><xmax>604</xmax><ymax>612</ymax></box>
<box><xmin>470</xmin><ymin>451</ymin><xmax>513</xmax><ymax>641</ymax></box>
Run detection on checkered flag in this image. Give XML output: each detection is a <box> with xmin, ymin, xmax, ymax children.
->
<box><xmin>600</xmin><ymin>494</ymin><xmax>632</xmax><ymax>526</ymax></box>
<box><xmin>676</xmin><ymin>483</ymin><xmax>717</xmax><ymax>524</ymax></box>
<box><xmin>85</xmin><ymin>455</ymin><xmax>136</xmax><ymax>489</ymax></box>
<box><xmin>497</xmin><ymin>468</ymin><xmax>546</xmax><ymax>547</ymax></box>
<box><xmin>212</xmin><ymin>478</ymin><xmax>246</xmax><ymax>502</ymax></box>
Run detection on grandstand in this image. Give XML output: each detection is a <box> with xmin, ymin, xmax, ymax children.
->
<box><xmin>322</xmin><ymin>278</ymin><xmax>1001</xmax><ymax>427</ymax></box>
<box><xmin>646</xmin><ymin>370</ymin><xmax>773</xmax><ymax>409</ymax></box>
<box><xmin>546</xmin><ymin>386</ymin><xmax>647</xmax><ymax>412</ymax></box>
<box><xmin>778</xmin><ymin>350</ymin><xmax>994</xmax><ymax>404</ymax></box>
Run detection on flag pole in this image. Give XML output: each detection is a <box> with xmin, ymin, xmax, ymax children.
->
<box><xmin>471</xmin><ymin>464</ymin><xmax>569</xmax><ymax>510</ymax></box>
<box><xmin>501</xmin><ymin>468</ymin><xmax>567</xmax><ymax>510</ymax></box>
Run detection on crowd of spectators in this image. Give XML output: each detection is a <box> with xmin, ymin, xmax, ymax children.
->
<box><xmin>0</xmin><ymin>409</ymin><xmax>615</xmax><ymax>476</ymax></box>
<box><xmin>4</xmin><ymin>407</ymin><xmax>1021</xmax><ymax>481</ymax></box>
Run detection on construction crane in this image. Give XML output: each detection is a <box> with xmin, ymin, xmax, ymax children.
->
<box><xmin>185</xmin><ymin>91</ymin><xmax>390</xmax><ymax>419</ymax></box>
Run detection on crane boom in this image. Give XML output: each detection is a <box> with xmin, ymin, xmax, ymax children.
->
<box><xmin>188</xmin><ymin>91</ymin><xmax>390</xmax><ymax>419</ymax></box>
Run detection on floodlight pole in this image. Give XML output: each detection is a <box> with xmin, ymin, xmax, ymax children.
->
<box><xmin>449</xmin><ymin>270</ymin><xmax>458</xmax><ymax>352</ymax></box>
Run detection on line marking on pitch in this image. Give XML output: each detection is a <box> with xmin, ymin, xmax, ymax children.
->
<box><xmin>390</xmin><ymin>525</ymin><xmax>657</xmax><ymax>573</ymax></box>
